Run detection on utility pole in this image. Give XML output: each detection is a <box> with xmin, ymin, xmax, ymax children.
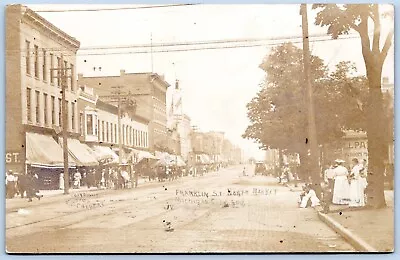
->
<box><xmin>52</xmin><ymin>55</ymin><xmax>71</xmax><ymax>195</ymax></box>
<box><xmin>110</xmin><ymin>86</ymin><xmax>125</xmax><ymax>167</ymax></box>
<box><xmin>301</xmin><ymin>4</ymin><xmax>321</xmax><ymax>192</ymax></box>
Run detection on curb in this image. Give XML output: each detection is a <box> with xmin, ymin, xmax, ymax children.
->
<box><xmin>317</xmin><ymin>211</ymin><xmax>378</xmax><ymax>252</ymax></box>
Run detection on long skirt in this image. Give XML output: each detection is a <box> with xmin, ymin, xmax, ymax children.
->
<box><xmin>349</xmin><ymin>178</ymin><xmax>367</xmax><ymax>207</ymax></box>
<box><xmin>332</xmin><ymin>176</ymin><xmax>350</xmax><ymax>205</ymax></box>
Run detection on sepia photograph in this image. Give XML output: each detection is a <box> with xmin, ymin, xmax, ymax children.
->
<box><xmin>4</xmin><ymin>3</ymin><xmax>394</xmax><ymax>254</ymax></box>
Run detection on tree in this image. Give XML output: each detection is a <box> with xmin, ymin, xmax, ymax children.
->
<box><xmin>243</xmin><ymin>43</ymin><xmax>369</xmax><ymax>179</ymax></box>
<box><xmin>313</xmin><ymin>4</ymin><xmax>394</xmax><ymax>208</ymax></box>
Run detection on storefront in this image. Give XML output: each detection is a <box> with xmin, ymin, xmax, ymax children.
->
<box><xmin>25</xmin><ymin>132</ymin><xmax>77</xmax><ymax>190</ymax></box>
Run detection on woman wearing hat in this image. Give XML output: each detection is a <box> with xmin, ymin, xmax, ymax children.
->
<box><xmin>332</xmin><ymin>159</ymin><xmax>350</xmax><ymax>205</ymax></box>
<box><xmin>349</xmin><ymin>158</ymin><xmax>367</xmax><ymax>207</ymax></box>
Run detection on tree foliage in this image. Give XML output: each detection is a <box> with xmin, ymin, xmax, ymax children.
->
<box><xmin>243</xmin><ymin>43</ymin><xmax>367</xmax><ymax>157</ymax></box>
<box><xmin>312</xmin><ymin>4</ymin><xmax>394</xmax><ymax>208</ymax></box>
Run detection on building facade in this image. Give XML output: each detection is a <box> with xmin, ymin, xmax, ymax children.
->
<box><xmin>6</xmin><ymin>5</ymin><xmax>80</xmax><ymax>174</ymax></box>
<box><xmin>77</xmin><ymin>86</ymin><xmax>150</xmax><ymax>154</ymax></box>
<box><xmin>77</xmin><ymin>70</ymin><xmax>169</xmax><ymax>153</ymax></box>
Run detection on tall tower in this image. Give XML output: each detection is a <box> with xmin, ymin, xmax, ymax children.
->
<box><xmin>172</xmin><ymin>79</ymin><xmax>183</xmax><ymax>116</ymax></box>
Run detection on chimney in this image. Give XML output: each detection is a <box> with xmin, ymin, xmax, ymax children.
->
<box><xmin>382</xmin><ymin>77</ymin><xmax>389</xmax><ymax>84</ymax></box>
<box><xmin>120</xmin><ymin>69</ymin><xmax>125</xmax><ymax>76</ymax></box>
<box><xmin>175</xmin><ymin>79</ymin><xmax>179</xmax><ymax>89</ymax></box>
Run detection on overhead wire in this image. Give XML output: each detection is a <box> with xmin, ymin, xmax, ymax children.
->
<box><xmin>31</xmin><ymin>3</ymin><xmax>201</xmax><ymax>13</ymax></box>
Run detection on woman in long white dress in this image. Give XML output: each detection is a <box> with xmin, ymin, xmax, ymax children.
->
<box><xmin>332</xmin><ymin>159</ymin><xmax>350</xmax><ymax>205</ymax></box>
<box><xmin>349</xmin><ymin>158</ymin><xmax>367</xmax><ymax>207</ymax></box>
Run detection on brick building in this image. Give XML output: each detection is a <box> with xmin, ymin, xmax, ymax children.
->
<box><xmin>5</xmin><ymin>5</ymin><xmax>81</xmax><ymax>182</ymax></box>
<box><xmin>77</xmin><ymin>70</ymin><xmax>170</xmax><ymax>152</ymax></box>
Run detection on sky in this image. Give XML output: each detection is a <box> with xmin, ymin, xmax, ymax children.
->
<box><xmin>28</xmin><ymin>4</ymin><xmax>394</xmax><ymax>161</ymax></box>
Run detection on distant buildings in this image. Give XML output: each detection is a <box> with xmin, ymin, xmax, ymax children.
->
<box><xmin>77</xmin><ymin>70</ymin><xmax>170</xmax><ymax>152</ymax></box>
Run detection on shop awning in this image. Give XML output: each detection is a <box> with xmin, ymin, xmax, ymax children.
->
<box><xmin>201</xmin><ymin>154</ymin><xmax>212</xmax><ymax>164</ymax></box>
<box><xmin>92</xmin><ymin>145</ymin><xmax>119</xmax><ymax>164</ymax></box>
<box><xmin>138</xmin><ymin>151</ymin><xmax>157</xmax><ymax>161</ymax></box>
<box><xmin>61</xmin><ymin>139</ymin><xmax>99</xmax><ymax>167</ymax></box>
<box><xmin>170</xmin><ymin>155</ymin><xmax>186</xmax><ymax>167</ymax></box>
<box><xmin>26</xmin><ymin>132</ymin><xmax>76</xmax><ymax>167</ymax></box>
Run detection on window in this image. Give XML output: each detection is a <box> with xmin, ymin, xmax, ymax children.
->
<box><xmin>50</xmin><ymin>53</ymin><xmax>54</xmax><ymax>84</ymax></box>
<box><xmin>58</xmin><ymin>98</ymin><xmax>62</xmax><ymax>126</ymax></box>
<box><xmin>70</xmin><ymin>64</ymin><xmax>74</xmax><ymax>92</ymax></box>
<box><xmin>138</xmin><ymin>131</ymin><xmax>141</xmax><ymax>147</ymax></box>
<box><xmin>26</xmin><ymin>88</ymin><xmax>31</xmax><ymax>122</ymax></box>
<box><xmin>97</xmin><ymin>119</ymin><xmax>100</xmax><ymax>138</ymax></box>
<box><xmin>145</xmin><ymin>132</ymin><xmax>147</xmax><ymax>147</ymax></box>
<box><xmin>134</xmin><ymin>129</ymin><xmax>138</xmax><ymax>147</ymax></box>
<box><xmin>106</xmin><ymin>122</ymin><xmax>109</xmax><ymax>142</ymax></box>
<box><xmin>86</xmin><ymin>114</ymin><xmax>93</xmax><ymax>135</ymax></box>
<box><xmin>95</xmin><ymin>117</ymin><xmax>98</xmax><ymax>136</ymax></box>
<box><xmin>51</xmin><ymin>96</ymin><xmax>55</xmax><ymax>125</ymax></box>
<box><xmin>34</xmin><ymin>45</ymin><xmax>39</xmax><ymax>78</ymax></box>
<box><xmin>25</xmin><ymin>40</ymin><xmax>30</xmax><ymax>75</ymax></box>
<box><xmin>57</xmin><ymin>57</ymin><xmax>61</xmax><ymax>87</ymax></box>
<box><xmin>42</xmin><ymin>49</ymin><xmax>47</xmax><ymax>81</ymax></box>
<box><xmin>123</xmin><ymin>125</ymin><xmax>126</xmax><ymax>145</ymax></box>
<box><xmin>35</xmin><ymin>91</ymin><xmax>40</xmax><ymax>124</ymax></box>
<box><xmin>80</xmin><ymin>112</ymin><xmax>84</xmax><ymax>135</ymax></box>
<box><xmin>43</xmin><ymin>93</ymin><xmax>48</xmax><ymax>125</ymax></box>
<box><xmin>64</xmin><ymin>61</ymin><xmax>69</xmax><ymax>90</ymax></box>
<box><xmin>110</xmin><ymin>123</ymin><xmax>113</xmax><ymax>143</ymax></box>
<box><xmin>114</xmin><ymin>124</ymin><xmax>117</xmax><ymax>143</ymax></box>
<box><xmin>71</xmin><ymin>102</ymin><xmax>75</xmax><ymax>130</ymax></box>
<box><xmin>101</xmin><ymin>121</ymin><xmax>105</xmax><ymax>141</ymax></box>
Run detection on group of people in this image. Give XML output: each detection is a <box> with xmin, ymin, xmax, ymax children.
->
<box><xmin>326</xmin><ymin>158</ymin><xmax>368</xmax><ymax>207</ymax></box>
<box><xmin>279</xmin><ymin>164</ymin><xmax>300</xmax><ymax>184</ymax></box>
<box><xmin>60</xmin><ymin>167</ymin><xmax>134</xmax><ymax>191</ymax></box>
<box><xmin>5</xmin><ymin>170</ymin><xmax>43</xmax><ymax>202</ymax></box>
<box><xmin>298</xmin><ymin>158</ymin><xmax>368</xmax><ymax>209</ymax></box>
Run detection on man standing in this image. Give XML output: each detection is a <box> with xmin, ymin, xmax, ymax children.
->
<box><xmin>324</xmin><ymin>164</ymin><xmax>335</xmax><ymax>191</ymax></box>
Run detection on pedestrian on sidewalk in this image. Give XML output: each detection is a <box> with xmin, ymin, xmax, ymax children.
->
<box><xmin>6</xmin><ymin>170</ymin><xmax>17</xmax><ymax>199</ymax></box>
<box><xmin>73</xmin><ymin>170</ymin><xmax>82</xmax><ymax>189</ymax></box>
<box><xmin>348</xmin><ymin>158</ymin><xmax>367</xmax><ymax>207</ymax></box>
<box><xmin>324</xmin><ymin>164</ymin><xmax>335</xmax><ymax>191</ymax></box>
<box><xmin>26</xmin><ymin>172</ymin><xmax>42</xmax><ymax>202</ymax></box>
<box><xmin>332</xmin><ymin>159</ymin><xmax>350</xmax><ymax>205</ymax></box>
<box><xmin>59</xmin><ymin>172</ymin><xmax>65</xmax><ymax>190</ymax></box>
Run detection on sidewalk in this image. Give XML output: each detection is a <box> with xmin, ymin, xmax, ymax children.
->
<box><xmin>5</xmin><ymin>177</ymin><xmax>153</xmax><ymax>212</ymax></box>
<box><xmin>320</xmin><ymin>190</ymin><xmax>394</xmax><ymax>252</ymax></box>
<box><xmin>285</xmin><ymin>182</ymin><xmax>394</xmax><ymax>252</ymax></box>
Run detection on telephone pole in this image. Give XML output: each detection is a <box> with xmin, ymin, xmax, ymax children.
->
<box><xmin>301</xmin><ymin>4</ymin><xmax>321</xmax><ymax>191</ymax></box>
<box><xmin>110</xmin><ymin>86</ymin><xmax>125</xmax><ymax>167</ymax></box>
<box><xmin>52</xmin><ymin>55</ymin><xmax>71</xmax><ymax>195</ymax></box>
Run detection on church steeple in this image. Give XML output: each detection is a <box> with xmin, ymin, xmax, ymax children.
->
<box><xmin>175</xmin><ymin>79</ymin><xmax>179</xmax><ymax>90</ymax></box>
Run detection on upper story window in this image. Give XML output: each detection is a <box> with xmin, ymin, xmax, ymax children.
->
<box><xmin>25</xmin><ymin>40</ymin><xmax>30</xmax><ymax>75</ymax></box>
<box><xmin>42</xmin><ymin>49</ymin><xmax>47</xmax><ymax>82</ymax></box>
<box><xmin>58</xmin><ymin>98</ymin><xmax>62</xmax><ymax>126</ymax></box>
<box><xmin>70</xmin><ymin>64</ymin><xmax>75</xmax><ymax>92</ymax></box>
<box><xmin>51</xmin><ymin>96</ymin><xmax>55</xmax><ymax>125</ymax></box>
<box><xmin>35</xmin><ymin>90</ymin><xmax>40</xmax><ymax>124</ymax></box>
<box><xmin>43</xmin><ymin>93</ymin><xmax>48</xmax><ymax>125</ymax></box>
<box><xmin>50</xmin><ymin>53</ymin><xmax>54</xmax><ymax>84</ymax></box>
<box><xmin>26</xmin><ymin>87</ymin><xmax>32</xmax><ymax>122</ymax></box>
<box><xmin>71</xmin><ymin>102</ymin><xmax>75</xmax><ymax>130</ymax></box>
<box><xmin>79</xmin><ymin>112</ymin><xmax>84</xmax><ymax>136</ymax></box>
<box><xmin>57</xmin><ymin>57</ymin><xmax>61</xmax><ymax>87</ymax></box>
<box><xmin>87</xmin><ymin>114</ymin><xmax>93</xmax><ymax>135</ymax></box>
<box><xmin>34</xmin><ymin>45</ymin><xmax>39</xmax><ymax>78</ymax></box>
